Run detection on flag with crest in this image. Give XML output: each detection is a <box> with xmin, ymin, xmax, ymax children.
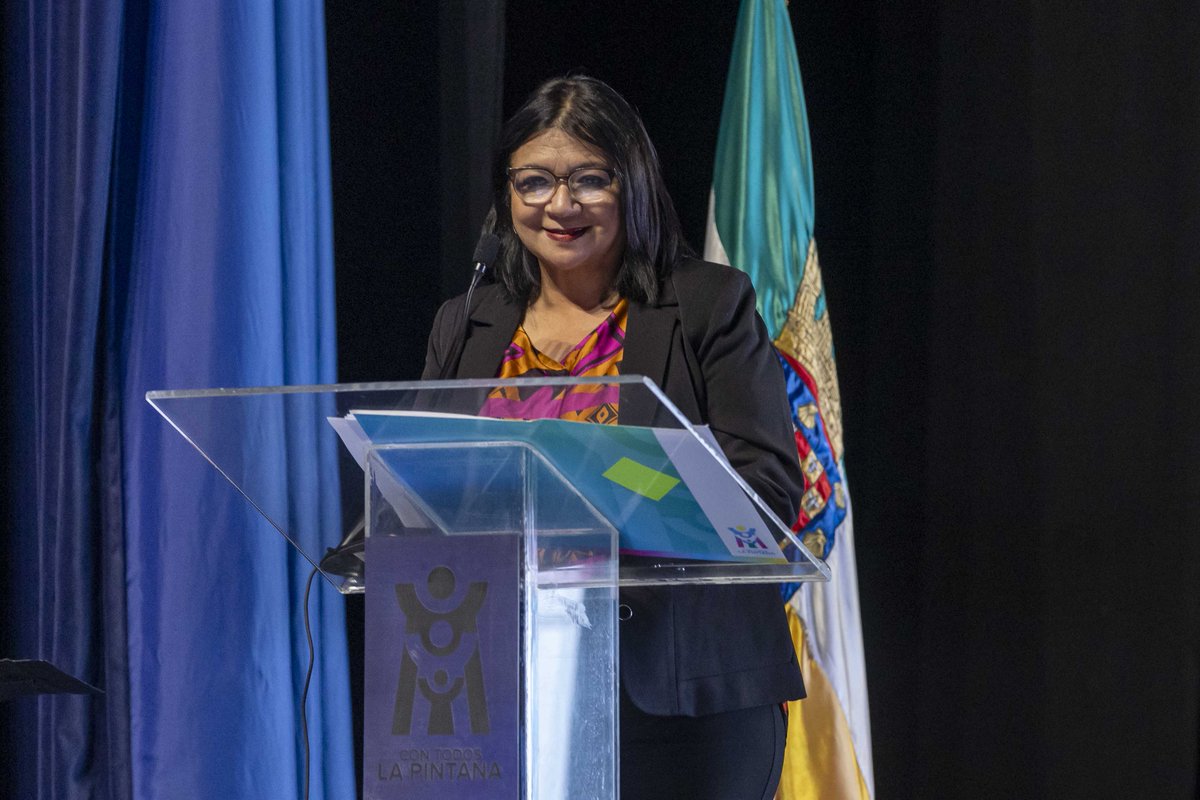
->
<box><xmin>704</xmin><ymin>0</ymin><xmax>874</xmax><ymax>796</ymax></box>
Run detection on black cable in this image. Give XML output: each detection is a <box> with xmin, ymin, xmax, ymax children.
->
<box><xmin>303</xmin><ymin>535</ymin><xmax>364</xmax><ymax>799</ymax></box>
<box><xmin>300</xmin><ymin>564</ymin><xmax>318</xmax><ymax>800</ymax></box>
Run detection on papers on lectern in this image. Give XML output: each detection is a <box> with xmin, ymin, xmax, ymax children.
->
<box><xmin>328</xmin><ymin>410</ymin><xmax>787</xmax><ymax>564</ymax></box>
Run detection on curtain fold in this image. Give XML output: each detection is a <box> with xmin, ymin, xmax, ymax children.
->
<box><xmin>2</xmin><ymin>2</ymin><xmax>355</xmax><ymax>797</ymax></box>
<box><xmin>2</xmin><ymin>2</ymin><xmax>131</xmax><ymax>798</ymax></box>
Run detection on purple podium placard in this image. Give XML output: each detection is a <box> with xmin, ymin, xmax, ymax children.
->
<box><xmin>364</xmin><ymin>533</ymin><xmax>521</xmax><ymax>799</ymax></box>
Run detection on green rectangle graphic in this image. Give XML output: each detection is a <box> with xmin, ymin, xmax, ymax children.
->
<box><xmin>601</xmin><ymin>457</ymin><xmax>680</xmax><ymax>501</ymax></box>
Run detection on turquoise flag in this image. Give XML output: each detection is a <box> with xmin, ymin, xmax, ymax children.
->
<box><xmin>704</xmin><ymin>0</ymin><xmax>815</xmax><ymax>336</ymax></box>
<box><xmin>704</xmin><ymin>1</ymin><xmax>874</xmax><ymax>796</ymax></box>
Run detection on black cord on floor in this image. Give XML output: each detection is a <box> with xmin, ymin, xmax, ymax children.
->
<box><xmin>301</xmin><ymin>564</ymin><xmax>318</xmax><ymax>800</ymax></box>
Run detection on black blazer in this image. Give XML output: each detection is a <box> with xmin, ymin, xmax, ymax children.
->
<box><xmin>423</xmin><ymin>258</ymin><xmax>806</xmax><ymax>716</ymax></box>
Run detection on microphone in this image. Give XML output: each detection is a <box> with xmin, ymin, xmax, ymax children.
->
<box><xmin>439</xmin><ymin>233</ymin><xmax>501</xmax><ymax>379</ymax></box>
<box><xmin>469</xmin><ymin>233</ymin><xmax>501</xmax><ymax>288</ymax></box>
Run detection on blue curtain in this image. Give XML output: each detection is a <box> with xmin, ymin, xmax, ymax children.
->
<box><xmin>2</xmin><ymin>2</ymin><xmax>355</xmax><ymax>798</ymax></box>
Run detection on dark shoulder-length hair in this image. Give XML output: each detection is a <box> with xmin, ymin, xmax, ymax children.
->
<box><xmin>488</xmin><ymin>75</ymin><xmax>692</xmax><ymax>305</ymax></box>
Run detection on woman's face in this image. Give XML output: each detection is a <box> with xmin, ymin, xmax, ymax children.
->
<box><xmin>507</xmin><ymin>128</ymin><xmax>624</xmax><ymax>287</ymax></box>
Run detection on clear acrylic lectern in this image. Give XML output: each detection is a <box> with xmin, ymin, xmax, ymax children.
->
<box><xmin>147</xmin><ymin>377</ymin><xmax>829</xmax><ymax>800</ymax></box>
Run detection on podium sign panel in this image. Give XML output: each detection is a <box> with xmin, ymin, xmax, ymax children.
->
<box><xmin>364</xmin><ymin>533</ymin><xmax>520</xmax><ymax>798</ymax></box>
<box><xmin>363</xmin><ymin>442</ymin><xmax>620</xmax><ymax>799</ymax></box>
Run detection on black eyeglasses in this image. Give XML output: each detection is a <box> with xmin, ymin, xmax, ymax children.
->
<box><xmin>506</xmin><ymin>166</ymin><xmax>618</xmax><ymax>204</ymax></box>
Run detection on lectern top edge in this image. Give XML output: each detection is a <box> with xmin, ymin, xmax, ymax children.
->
<box><xmin>145</xmin><ymin>374</ymin><xmax>663</xmax><ymax>402</ymax></box>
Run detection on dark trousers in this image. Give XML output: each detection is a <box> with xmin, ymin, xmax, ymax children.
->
<box><xmin>619</xmin><ymin>689</ymin><xmax>788</xmax><ymax>799</ymax></box>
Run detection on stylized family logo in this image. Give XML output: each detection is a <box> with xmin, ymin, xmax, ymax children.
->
<box><xmin>729</xmin><ymin>525</ymin><xmax>769</xmax><ymax>550</ymax></box>
<box><xmin>392</xmin><ymin>565</ymin><xmax>489</xmax><ymax>736</ymax></box>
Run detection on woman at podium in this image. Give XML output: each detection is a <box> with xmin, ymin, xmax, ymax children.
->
<box><xmin>423</xmin><ymin>75</ymin><xmax>806</xmax><ymax>800</ymax></box>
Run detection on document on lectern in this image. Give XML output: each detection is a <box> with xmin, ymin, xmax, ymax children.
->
<box><xmin>329</xmin><ymin>410</ymin><xmax>787</xmax><ymax>564</ymax></box>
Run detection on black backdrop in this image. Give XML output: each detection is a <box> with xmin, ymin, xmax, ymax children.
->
<box><xmin>327</xmin><ymin>2</ymin><xmax>1200</xmax><ymax>797</ymax></box>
